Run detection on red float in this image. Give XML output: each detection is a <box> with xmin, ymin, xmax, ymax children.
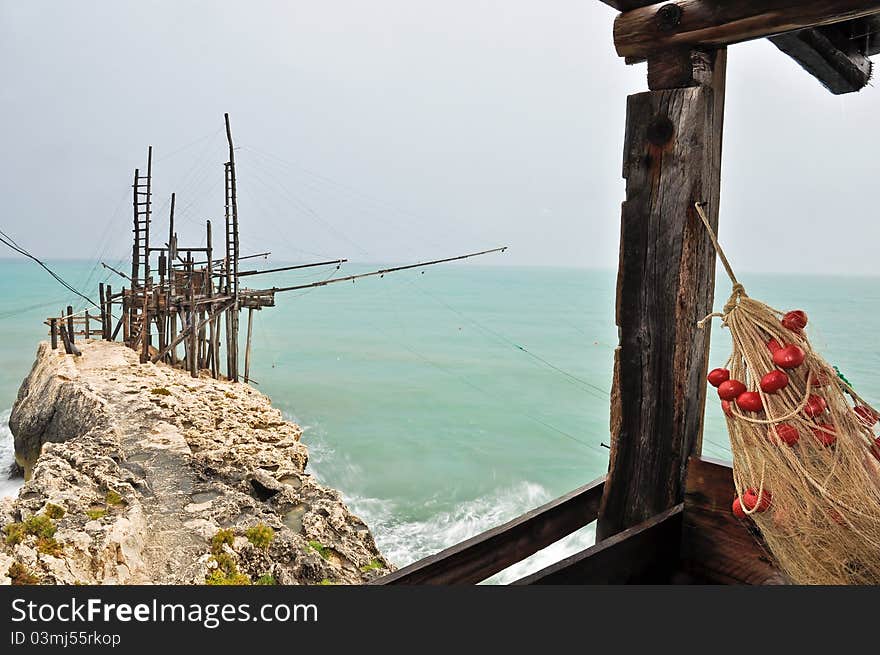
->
<box><xmin>743</xmin><ymin>488</ymin><xmax>772</xmax><ymax>512</ymax></box>
<box><xmin>781</xmin><ymin>310</ymin><xmax>808</xmax><ymax>331</ymax></box>
<box><xmin>707</xmin><ymin>368</ymin><xmax>730</xmax><ymax>388</ymax></box>
<box><xmin>721</xmin><ymin>400</ymin><xmax>734</xmax><ymax>418</ymax></box>
<box><xmin>760</xmin><ymin>370</ymin><xmax>789</xmax><ymax>394</ymax></box>
<box><xmin>812</xmin><ymin>423</ymin><xmax>837</xmax><ymax>447</ymax></box>
<box><xmin>770</xmin><ymin>424</ymin><xmax>799</xmax><ymax>446</ymax></box>
<box><xmin>854</xmin><ymin>405</ymin><xmax>879</xmax><ymax>427</ymax></box>
<box><xmin>804</xmin><ymin>395</ymin><xmax>827</xmax><ymax>418</ymax></box>
<box><xmin>732</xmin><ymin>497</ymin><xmax>746</xmax><ymax>519</ymax></box>
<box><xmin>718</xmin><ymin>379</ymin><xmax>746</xmax><ymax>401</ymax></box>
<box><xmin>767</xmin><ymin>338</ymin><xmax>783</xmax><ymax>354</ymax></box>
<box><xmin>772</xmin><ymin>344</ymin><xmax>806</xmax><ymax>369</ymax></box>
<box><xmin>736</xmin><ymin>391</ymin><xmax>763</xmax><ymax>412</ymax></box>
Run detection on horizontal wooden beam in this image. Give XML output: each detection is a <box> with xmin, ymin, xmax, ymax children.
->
<box><xmin>511</xmin><ymin>504</ymin><xmax>683</xmax><ymax>584</ymax></box>
<box><xmin>679</xmin><ymin>456</ymin><xmax>788</xmax><ymax>584</ymax></box>
<box><xmin>371</xmin><ymin>476</ymin><xmax>605</xmax><ymax>585</ymax></box>
<box><xmin>614</xmin><ymin>0</ymin><xmax>880</xmax><ymax>60</ymax></box>
<box><xmin>769</xmin><ymin>22</ymin><xmax>873</xmax><ymax>94</ymax></box>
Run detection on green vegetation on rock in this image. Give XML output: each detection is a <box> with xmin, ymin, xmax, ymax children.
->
<box><xmin>44</xmin><ymin>503</ymin><xmax>66</xmax><ymax>520</ymax></box>
<box><xmin>245</xmin><ymin>524</ymin><xmax>274</xmax><ymax>549</ymax></box>
<box><xmin>86</xmin><ymin>508</ymin><xmax>106</xmax><ymax>521</ymax></box>
<box><xmin>254</xmin><ymin>574</ymin><xmax>277</xmax><ymax>585</ymax></box>
<box><xmin>8</xmin><ymin>562</ymin><xmax>39</xmax><ymax>585</ymax></box>
<box><xmin>308</xmin><ymin>540</ymin><xmax>331</xmax><ymax>560</ymax></box>
<box><xmin>360</xmin><ymin>558</ymin><xmax>383</xmax><ymax>573</ymax></box>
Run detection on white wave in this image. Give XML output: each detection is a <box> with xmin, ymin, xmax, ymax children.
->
<box><xmin>0</xmin><ymin>409</ymin><xmax>24</xmax><ymax>499</ymax></box>
<box><xmin>293</xmin><ymin>412</ymin><xmax>597</xmax><ymax>584</ymax></box>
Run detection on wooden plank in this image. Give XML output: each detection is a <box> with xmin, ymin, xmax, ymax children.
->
<box><xmin>769</xmin><ymin>23</ymin><xmax>872</xmax><ymax>94</ymax></box>
<box><xmin>597</xmin><ymin>50</ymin><xmax>725</xmax><ymax>541</ymax></box>
<box><xmin>680</xmin><ymin>457</ymin><xmax>787</xmax><ymax>584</ymax></box>
<box><xmin>512</xmin><ymin>504</ymin><xmax>682</xmax><ymax>585</ymax></box>
<box><xmin>614</xmin><ymin>1</ymin><xmax>880</xmax><ymax>60</ymax></box>
<box><xmin>372</xmin><ymin>476</ymin><xmax>605</xmax><ymax>585</ymax></box>
<box><xmin>50</xmin><ymin>318</ymin><xmax>58</xmax><ymax>350</ymax></box>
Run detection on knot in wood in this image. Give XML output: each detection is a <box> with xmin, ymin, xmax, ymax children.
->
<box><xmin>646</xmin><ymin>115</ymin><xmax>674</xmax><ymax>146</ymax></box>
<box><xmin>656</xmin><ymin>3</ymin><xmax>683</xmax><ymax>32</ymax></box>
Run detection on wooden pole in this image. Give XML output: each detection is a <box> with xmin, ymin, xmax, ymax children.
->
<box><xmin>188</xmin><ymin>254</ymin><xmax>198</xmax><ymax>378</ymax></box>
<box><xmin>84</xmin><ymin>311</ymin><xmax>90</xmax><ymax>339</ymax></box>
<box><xmin>140</xmin><ymin>279</ymin><xmax>150</xmax><ymax>363</ymax></box>
<box><xmin>168</xmin><ymin>193</ymin><xmax>177</xmax><ymax>365</ymax></box>
<box><xmin>597</xmin><ymin>48</ymin><xmax>727</xmax><ymax>541</ymax></box>
<box><xmin>50</xmin><ymin>318</ymin><xmax>58</xmax><ymax>350</ymax></box>
<box><xmin>225</xmin><ymin>113</ymin><xmax>240</xmax><ymax>382</ymax></box>
<box><xmin>244</xmin><ymin>307</ymin><xmax>254</xmax><ymax>383</ymax></box>
<box><xmin>206</xmin><ymin>220</ymin><xmax>219</xmax><ymax>379</ymax></box>
<box><xmin>66</xmin><ymin>306</ymin><xmax>75</xmax><ymax>344</ymax></box>
<box><xmin>98</xmin><ymin>283</ymin><xmax>106</xmax><ymax>339</ymax></box>
<box><xmin>105</xmin><ymin>284</ymin><xmax>114</xmax><ymax>341</ymax></box>
<box><xmin>158</xmin><ymin>253</ymin><xmax>167</xmax><ymax>356</ymax></box>
<box><xmin>121</xmin><ymin>290</ymin><xmax>130</xmax><ymax>344</ymax></box>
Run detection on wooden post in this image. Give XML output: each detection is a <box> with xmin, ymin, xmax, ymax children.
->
<box><xmin>66</xmin><ymin>306</ymin><xmax>75</xmax><ymax>344</ymax></box>
<box><xmin>50</xmin><ymin>318</ymin><xmax>58</xmax><ymax>350</ymax></box>
<box><xmin>158</xmin><ymin>253</ymin><xmax>167</xmax><ymax>356</ymax></box>
<box><xmin>98</xmin><ymin>283</ymin><xmax>106</xmax><ymax>339</ymax></box>
<box><xmin>188</xmin><ymin>254</ymin><xmax>198</xmax><ymax>378</ymax></box>
<box><xmin>168</xmin><ymin>194</ymin><xmax>177</xmax><ymax>365</ymax></box>
<box><xmin>244</xmin><ymin>307</ymin><xmax>254</xmax><ymax>383</ymax></box>
<box><xmin>225</xmin><ymin>113</ymin><xmax>240</xmax><ymax>382</ymax></box>
<box><xmin>122</xmin><ymin>290</ymin><xmax>130</xmax><ymax>344</ymax></box>
<box><xmin>141</xmin><ymin>278</ymin><xmax>151</xmax><ymax>363</ymax></box>
<box><xmin>84</xmin><ymin>311</ymin><xmax>90</xmax><ymax>339</ymax></box>
<box><xmin>597</xmin><ymin>48</ymin><xmax>727</xmax><ymax>541</ymax></box>
<box><xmin>105</xmin><ymin>285</ymin><xmax>114</xmax><ymax>340</ymax></box>
<box><xmin>206</xmin><ymin>220</ymin><xmax>219</xmax><ymax>379</ymax></box>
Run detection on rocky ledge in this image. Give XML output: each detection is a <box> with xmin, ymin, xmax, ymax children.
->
<box><xmin>0</xmin><ymin>341</ymin><xmax>392</xmax><ymax>585</ymax></box>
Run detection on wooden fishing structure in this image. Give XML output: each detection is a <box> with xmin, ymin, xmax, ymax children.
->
<box><xmin>370</xmin><ymin>0</ymin><xmax>880</xmax><ymax>585</ymax></box>
<box><xmin>45</xmin><ymin>114</ymin><xmax>505</xmax><ymax>383</ymax></box>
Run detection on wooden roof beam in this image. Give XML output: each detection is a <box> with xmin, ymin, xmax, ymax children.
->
<box><xmin>613</xmin><ymin>1</ymin><xmax>880</xmax><ymax>60</ymax></box>
<box><xmin>769</xmin><ymin>21</ymin><xmax>873</xmax><ymax>94</ymax></box>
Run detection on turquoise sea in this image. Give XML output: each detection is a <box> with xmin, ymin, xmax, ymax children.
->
<box><xmin>1</xmin><ymin>259</ymin><xmax>878</xmax><ymax>582</ymax></box>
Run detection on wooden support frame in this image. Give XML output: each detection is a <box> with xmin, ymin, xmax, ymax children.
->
<box><xmin>372</xmin><ymin>476</ymin><xmax>605</xmax><ymax>585</ymax></box>
<box><xmin>597</xmin><ymin>48</ymin><xmax>726</xmax><ymax>540</ymax></box>
<box><xmin>613</xmin><ymin>1</ymin><xmax>880</xmax><ymax>60</ymax></box>
<box><xmin>769</xmin><ymin>21</ymin><xmax>873</xmax><ymax>93</ymax></box>
<box><xmin>512</xmin><ymin>504</ymin><xmax>683</xmax><ymax>584</ymax></box>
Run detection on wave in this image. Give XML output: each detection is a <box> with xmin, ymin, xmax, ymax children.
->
<box><xmin>298</xmin><ymin>415</ymin><xmax>595</xmax><ymax>584</ymax></box>
<box><xmin>0</xmin><ymin>409</ymin><xmax>24</xmax><ymax>500</ymax></box>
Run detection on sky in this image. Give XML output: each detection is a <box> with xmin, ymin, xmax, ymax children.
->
<box><xmin>1</xmin><ymin>1</ymin><xmax>878</xmax><ymax>275</ymax></box>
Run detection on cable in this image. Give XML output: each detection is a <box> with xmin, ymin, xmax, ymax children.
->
<box><xmin>0</xmin><ymin>231</ymin><xmax>99</xmax><ymax>310</ymax></box>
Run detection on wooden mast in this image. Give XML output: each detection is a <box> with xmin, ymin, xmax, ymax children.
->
<box><xmin>224</xmin><ymin>113</ymin><xmax>240</xmax><ymax>382</ymax></box>
<box><xmin>597</xmin><ymin>46</ymin><xmax>727</xmax><ymax>540</ymax></box>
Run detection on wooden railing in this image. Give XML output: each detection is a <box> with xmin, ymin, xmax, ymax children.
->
<box><xmin>372</xmin><ymin>457</ymin><xmax>782</xmax><ymax>585</ymax></box>
<box><xmin>371</xmin><ymin>475</ymin><xmax>605</xmax><ymax>585</ymax></box>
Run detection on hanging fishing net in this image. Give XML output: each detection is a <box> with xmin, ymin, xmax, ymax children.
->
<box><xmin>696</xmin><ymin>203</ymin><xmax>880</xmax><ymax>585</ymax></box>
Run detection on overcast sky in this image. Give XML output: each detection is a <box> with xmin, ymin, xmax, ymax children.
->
<box><xmin>1</xmin><ymin>1</ymin><xmax>878</xmax><ymax>275</ymax></box>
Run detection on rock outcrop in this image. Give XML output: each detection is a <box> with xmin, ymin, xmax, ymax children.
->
<box><xmin>0</xmin><ymin>341</ymin><xmax>391</xmax><ymax>585</ymax></box>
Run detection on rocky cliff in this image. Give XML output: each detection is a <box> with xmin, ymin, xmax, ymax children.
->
<box><xmin>0</xmin><ymin>341</ymin><xmax>392</xmax><ymax>585</ymax></box>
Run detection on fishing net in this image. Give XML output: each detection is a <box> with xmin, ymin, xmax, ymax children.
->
<box><xmin>695</xmin><ymin>203</ymin><xmax>880</xmax><ymax>585</ymax></box>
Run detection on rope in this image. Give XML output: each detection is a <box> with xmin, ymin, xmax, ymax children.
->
<box><xmin>692</xmin><ymin>200</ymin><xmax>880</xmax><ymax>584</ymax></box>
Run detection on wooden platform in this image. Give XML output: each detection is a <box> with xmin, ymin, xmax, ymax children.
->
<box><xmin>372</xmin><ymin>457</ymin><xmax>785</xmax><ymax>585</ymax></box>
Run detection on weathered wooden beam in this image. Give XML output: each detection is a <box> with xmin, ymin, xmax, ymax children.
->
<box><xmin>614</xmin><ymin>1</ymin><xmax>880</xmax><ymax>60</ymax></box>
<box><xmin>49</xmin><ymin>318</ymin><xmax>58</xmax><ymax>350</ymax></box>
<box><xmin>372</xmin><ymin>476</ymin><xmax>605</xmax><ymax>585</ymax></box>
<box><xmin>680</xmin><ymin>457</ymin><xmax>787</xmax><ymax>584</ymax></box>
<box><xmin>769</xmin><ymin>23</ymin><xmax>873</xmax><ymax>94</ymax></box>
<box><xmin>597</xmin><ymin>49</ymin><xmax>725</xmax><ymax>541</ymax></box>
<box><xmin>511</xmin><ymin>504</ymin><xmax>682</xmax><ymax>584</ymax></box>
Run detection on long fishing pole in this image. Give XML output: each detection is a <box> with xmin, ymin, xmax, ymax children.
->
<box><xmin>231</xmin><ymin>259</ymin><xmax>348</xmax><ymax>278</ymax></box>
<box><xmin>258</xmin><ymin>247</ymin><xmax>507</xmax><ymax>295</ymax></box>
<box><xmin>101</xmin><ymin>261</ymin><xmax>132</xmax><ymax>281</ymax></box>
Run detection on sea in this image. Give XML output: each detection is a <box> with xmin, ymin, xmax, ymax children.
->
<box><xmin>1</xmin><ymin>259</ymin><xmax>878</xmax><ymax>583</ymax></box>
